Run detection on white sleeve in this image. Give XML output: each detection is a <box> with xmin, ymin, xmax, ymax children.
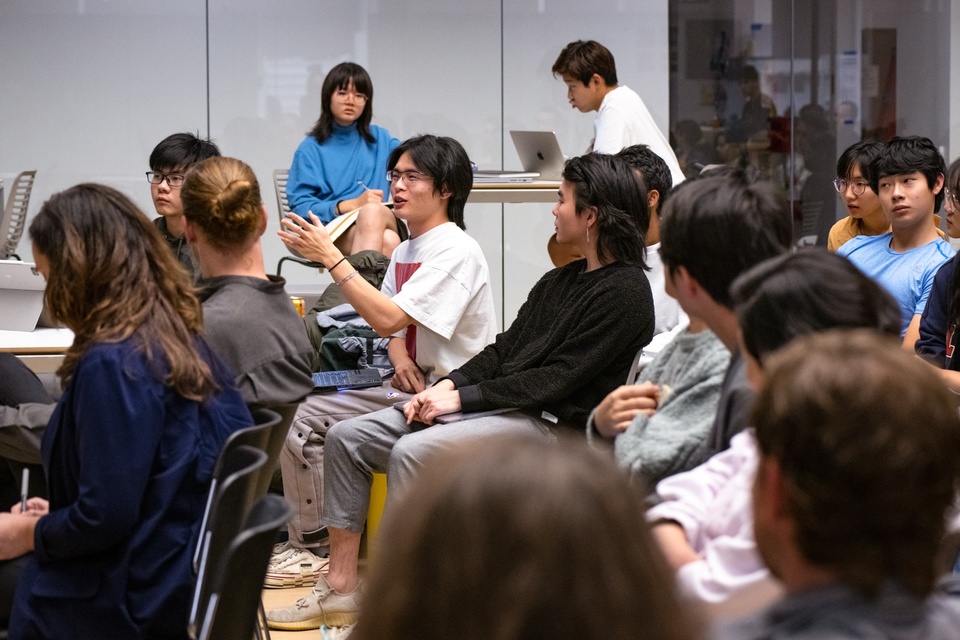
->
<box><xmin>592</xmin><ymin>108</ymin><xmax>630</xmax><ymax>155</ymax></box>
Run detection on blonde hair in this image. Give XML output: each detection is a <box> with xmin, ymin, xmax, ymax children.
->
<box><xmin>181</xmin><ymin>156</ymin><xmax>264</xmax><ymax>253</ymax></box>
<box><xmin>29</xmin><ymin>184</ymin><xmax>217</xmax><ymax>400</ymax></box>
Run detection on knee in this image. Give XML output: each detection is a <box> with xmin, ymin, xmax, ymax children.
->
<box><xmin>356</xmin><ymin>203</ymin><xmax>387</xmax><ymax>230</ymax></box>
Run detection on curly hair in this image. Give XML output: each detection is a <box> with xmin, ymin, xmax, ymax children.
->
<box><xmin>352</xmin><ymin>435</ymin><xmax>698</xmax><ymax>640</ymax></box>
<box><xmin>29</xmin><ymin>184</ymin><xmax>217</xmax><ymax>401</ymax></box>
<box><xmin>753</xmin><ymin>330</ymin><xmax>960</xmax><ymax>598</ymax></box>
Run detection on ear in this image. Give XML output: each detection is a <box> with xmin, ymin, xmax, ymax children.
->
<box><xmin>589</xmin><ymin>73</ymin><xmax>605</xmax><ymax>90</ymax></box>
<box><xmin>183</xmin><ymin>216</ymin><xmax>197</xmax><ymax>245</ymax></box>
<box><xmin>753</xmin><ymin>455</ymin><xmax>790</xmax><ymax>524</ymax></box>
<box><xmin>673</xmin><ymin>265</ymin><xmax>700</xmax><ymax>299</ymax></box>
<box><xmin>583</xmin><ymin>206</ymin><xmax>598</xmax><ymax>229</ymax></box>
<box><xmin>259</xmin><ymin>204</ymin><xmax>269</xmax><ymax>236</ymax></box>
<box><xmin>933</xmin><ymin>173</ymin><xmax>945</xmax><ymax>195</ymax></box>
<box><xmin>648</xmin><ymin>189</ymin><xmax>660</xmax><ymax>214</ymax></box>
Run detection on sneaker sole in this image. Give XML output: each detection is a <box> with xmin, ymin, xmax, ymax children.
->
<box><xmin>263</xmin><ymin>570</ymin><xmax>322</xmax><ymax>588</ymax></box>
<box><xmin>267</xmin><ymin>611</ymin><xmax>358</xmax><ymax>631</ymax></box>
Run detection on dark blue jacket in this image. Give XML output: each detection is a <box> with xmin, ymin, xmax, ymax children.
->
<box><xmin>917</xmin><ymin>255</ymin><xmax>960</xmax><ymax>370</ymax></box>
<box><xmin>9</xmin><ymin>338</ymin><xmax>250</xmax><ymax>639</ymax></box>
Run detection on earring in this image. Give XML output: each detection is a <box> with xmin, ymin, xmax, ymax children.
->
<box><xmin>586</xmin><ymin>228</ymin><xmax>591</xmax><ymax>244</ymax></box>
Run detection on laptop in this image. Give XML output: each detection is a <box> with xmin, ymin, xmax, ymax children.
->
<box><xmin>311</xmin><ymin>368</ymin><xmax>383</xmax><ymax>392</ymax></box>
<box><xmin>391</xmin><ymin>401</ymin><xmax>516</xmax><ymax>424</ymax></box>
<box><xmin>473</xmin><ymin>131</ymin><xmax>566</xmax><ymax>183</ymax></box>
<box><xmin>0</xmin><ymin>260</ymin><xmax>45</xmax><ymax>332</ymax></box>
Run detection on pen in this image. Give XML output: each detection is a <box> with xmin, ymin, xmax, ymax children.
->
<box><xmin>20</xmin><ymin>468</ymin><xmax>28</xmax><ymax>513</ymax></box>
<box><xmin>356</xmin><ymin>179</ymin><xmax>371</xmax><ymax>191</ymax></box>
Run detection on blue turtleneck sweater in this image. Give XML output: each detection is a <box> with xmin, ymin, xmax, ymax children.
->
<box><xmin>287</xmin><ymin>122</ymin><xmax>399</xmax><ymax>222</ymax></box>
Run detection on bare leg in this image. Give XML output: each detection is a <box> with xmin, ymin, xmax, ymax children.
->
<box><xmin>381</xmin><ymin>229</ymin><xmax>401</xmax><ymax>257</ymax></box>
<box><xmin>326</xmin><ymin>526</ymin><xmax>362</xmax><ymax>593</ymax></box>
<box><xmin>349</xmin><ymin>204</ymin><xmax>398</xmax><ymax>255</ymax></box>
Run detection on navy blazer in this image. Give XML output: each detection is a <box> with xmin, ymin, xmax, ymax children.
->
<box><xmin>9</xmin><ymin>338</ymin><xmax>250</xmax><ymax>640</ymax></box>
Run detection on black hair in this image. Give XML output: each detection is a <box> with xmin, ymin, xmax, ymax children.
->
<box><xmin>943</xmin><ymin>157</ymin><xmax>960</xmax><ymax>330</ymax></box>
<box><xmin>731</xmin><ymin>249</ymin><xmax>902</xmax><ymax>363</ymax></box>
<box><xmin>309</xmin><ymin>62</ymin><xmax>375</xmax><ymax>145</ymax></box>
<box><xmin>616</xmin><ymin>144</ymin><xmax>673</xmax><ymax>212</ymax></box>
<box><xmin>836</xmin><ymin>140</ymin><xmax>884</xmax><ymax>181</ymax></box>
<box><xmin>149</xmin><ymin>132</ymin><xmax>221</xmax><ymax>172</ymax></box>
<box><xmin>551</xmin><ymin>40</ymin><xmax>618</xmax><ymax>87</ymax></box>
<box><xmin>659</xmin><ymin>170</ymin><xmax>791</xmax><ymax>308</ymax></box>
<box><xmin>562</xmin><ymin>153</ymin><xmax>648</xmax><ymax>268</ymax></box>
<box><xmin>387</xmin><ymin>135</ymin><xmax>472</xmax><ymax>229</ymax></box>
<box><xmin>867</xmin><ymin>136</ymin><xmax>946</xmax><ymax>211</ymax></box>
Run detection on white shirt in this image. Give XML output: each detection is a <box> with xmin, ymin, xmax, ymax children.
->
<box><xmin>591</xmin><ymin>85</ymin><xmax>686</xmax><ymax>186</ymax></box>
<box><xmin>381</xmin><ymin>222</ymin><xmax>498</xmax><ymax>383</ymax></box>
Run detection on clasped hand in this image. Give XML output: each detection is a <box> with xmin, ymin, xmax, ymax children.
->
<box><xmin>402</xmin><ymin>379</ymin><xmax>460</xmax><ymax>425</ymax></box>
<box><xmin>593</xmin><ymin>382</ymin><xmax>660</xmax><ymax>438</ymax></box>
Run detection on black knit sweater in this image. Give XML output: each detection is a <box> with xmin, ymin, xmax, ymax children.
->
<box><xmin>447</xmin><ymin>259</ymin><xmax>654</xmax><ymax>428</ymax></box>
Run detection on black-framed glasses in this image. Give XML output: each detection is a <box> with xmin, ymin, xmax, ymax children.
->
<box><xmin>146</xmin><ymin>171</ymin><xmax>185</xmax><ymax>187</ymax></box>
<box><xmin>833</xmin><ymin>178</ymin><xmax>868</xmax><ymax>196</ymax></box>
<box><xmin>386</xmin><ymin>170</ymin><xmax>429</xmax><ymax>184</ymax></box>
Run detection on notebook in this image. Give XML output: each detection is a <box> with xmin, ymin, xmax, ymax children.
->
<box><xmin>311</xmin><ymin>368</ymin><xmax>383</xmax><ymax>392</ymax></box>
<box><xmin>391</xmin><ymin>401</ymin><xmax>517</xmax><ymax>424</ymax></box>
<box><xmin>472</xmin><ymin>131</ymin><xmax>566</xmax><ymax>182</ymax></box>
<box><xmin>0</xmin><ymin>260</ymin><xmax>45</xmax><ymax>332</ymax></box>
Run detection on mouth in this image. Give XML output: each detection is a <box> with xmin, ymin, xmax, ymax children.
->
<box><xmin>891</xmin><ymin>205</ymin><xmax>909</xmax><ymax>215</ymax></box>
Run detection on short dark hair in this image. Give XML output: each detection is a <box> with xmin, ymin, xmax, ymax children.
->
<box><xmin>551</xmin><ymin>40</ymin><xmax>618</xmax><ymax>86</ymax></box>
<box><xmin>867</xmin><ymin>136</ymin><xmax>946</xmax><ymax>211</ymax></box>
<box><xmin>562</xmin><ymin>153</ymin><xmax>648</xmax><ymax>267</ymax></box>
<box><xmin>731</xmin><ymin>249</ymin><xmax>901</xmax><ymax>364</ymax></box>
<box><xmin>149</xmin><ymin>132</ymin><xmax>221</xmax><ymax>172</ymax></box>
<box><xmin>387</xmin><ymin>135</ymin><xmax>472</xmax><ymax>229</ymax></box>
<box><xmin>309</xmin><ymin>62</ymin><xmax>375</xmax><ymax>145</ymax></box>
<box><xmin>836</xmin><ymin>140</ymin><xmax>884</xmax><ymax>181</ymax></box>
<box><xmin>659</xmin><ymin>170</ymin><xmax>791</xmax><ymax>307</ymax></box>
<box><xmin>616</xmin><ymin>144</ymin><xmax>673</xmax><ymax>212</ymax></box>
<box><xmin>753</xmin><ymin>330</ymin><xmax>960</xmax><ymax>598</ymax></box>
<box><xmin>352</xmin><ymin>436</ymin><xmax>698</xmax><ymax>640</ymax></box>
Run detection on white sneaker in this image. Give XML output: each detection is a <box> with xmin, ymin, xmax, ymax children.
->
<box><xmin>321</xmin><ymin>624</ymin><xmax>354</xmax><ymax>640</ymax></box>
<box><xmin>264</xmin><ymin>544</ymin><xmax>329</xmax><ymax>588</ymax></box>
<box><xmin>266</xmin><ymin>573</ymin><xmax>361</xmax><ymax>630</ymax></box>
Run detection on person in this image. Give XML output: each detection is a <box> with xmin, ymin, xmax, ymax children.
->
<box><xmin>551</xmin><ymin>40</ymin><xmax>684</xmax><ymax>183</ymax></box>
<box><xmin>716</xmin><ymin>330</ymin><xmax>960</xmax><ymax>639</ymax></box>
<box><xmin>267</xmin><ymin>152</ymin><xmax>655</xmax><ymax>630</ymax></box>
<box><xmin>836</xmin><ymin>135</ymin><xmax>955</xmax><ymax>349</ymax></box>
<box><xmin>287</xmin><ymin>62</ymin><xmax>403</xmax><ymax>257</ymax></box>
<box><xmin>268</xmin><ymin>135</ymin><xmax>497</xmax><ymax>588</ymax></box>
<box><xmin>147</xmin><ymin>132</ymin><xmax>222</xmax><ymax>279</ymax></box>
<box><xmin>2</xmin><ymin>184</ymin><xmax>251</xmax><ymax>639</ymax></box>
<box><xmin>656</xmin><ymin>168</ymin><xmax>791</xmax><ymax>465</ymax></box>
<box><xmin>673</xmin><ymin>119</ymin><xmax>717</xmax><ymax>179</ymax></box>
<box><xmin>351</xmin><ymin>436</ymin><xmax>699</xmax><ymax>640</ymax></box>
<box><xmin>647</xmin><ymin>249</ymin><xmax>902</xmax><ymax>617</ymax></box>
<box><xmin>735</xmin><ymin>65</ymin><xmax>776</xmax><ymax>142</ymax></box>
<box><xmin>180</xmin><ymin>155</ymin><xmax>314</xmax><ymax>410</ymax></box>
<box><xmin>916</xmin><ymin>156</ymin><xmax>960</xmax><ymax>386</ymax></box>
<box><xmin>826</xmin><ymin>140</ymin><xmax>888</xmax><ymax>251</ymax></box>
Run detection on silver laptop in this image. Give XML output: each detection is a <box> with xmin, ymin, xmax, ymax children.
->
<box><xmin>0</xmin><ymin>260</ymin><xmax>45</xmax><ymax>332</ymax></box>
<box><xmin>473</xmin><ymin>131</ymin><xmax>566</xmax><ymax>182</ymax></box>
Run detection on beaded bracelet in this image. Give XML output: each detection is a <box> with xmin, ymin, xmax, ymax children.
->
<box><xmin>335</xmin><ymin>270</ymin><xmax>358</xmax><ymax>287</ymax></box>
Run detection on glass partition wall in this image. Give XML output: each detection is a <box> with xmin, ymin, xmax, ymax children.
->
<box><xmin>668</xmin><ymin>0</ymin><xmax>954</xmax><ymax>246</ymax></box>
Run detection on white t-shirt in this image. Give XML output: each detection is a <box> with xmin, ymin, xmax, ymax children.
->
<box><xmin>592</xmin><ymin>85</ymin><xmax>686</xmax><ymax>187</ymax></box>
<box><xmin>381</xmin><ymin>222</ymin><xmax>498</xmax><ymax>383</ymax></box>
<box><xmin>637</xmin><ymin>242</ymin><xmax>689</xmax><ymax>367</ymax></box>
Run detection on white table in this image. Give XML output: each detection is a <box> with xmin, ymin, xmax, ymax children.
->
<box><xmin>0</xmin><ymin>328</ymin><xmax>74</xmax><ymax>373</ymax></box>
<box><xmin>468</xmin><ymin>181</ymin><xmax>560</xmax><ymax>204</ymax></box>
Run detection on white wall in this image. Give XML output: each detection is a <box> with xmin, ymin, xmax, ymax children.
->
<box><xmin>0</xmin><ymin>0</ymin><xmax>671</xmax><ymax>328</ymax></box>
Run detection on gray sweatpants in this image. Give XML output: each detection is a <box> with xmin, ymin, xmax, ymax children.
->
<box><xmin>322</xmin><ymin>407</ymin><xmax>555</xmax><ymax>533</ymax></box>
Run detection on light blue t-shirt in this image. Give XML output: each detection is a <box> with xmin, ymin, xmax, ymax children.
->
<box><xmin>837</xmin><ymin>232</ymin><xmax>955</xmax><ymax>336</ymax></box>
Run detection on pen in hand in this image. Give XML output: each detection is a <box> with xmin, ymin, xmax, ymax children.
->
<box><xmin>20</xmin><ymin>468</ymin><xmax>28</xmax><ymax>513</ymax></box>
<box><xmin>356</xmin><ymin>179</ymin><xmax>371</xmax><ymax>191</ymax></box>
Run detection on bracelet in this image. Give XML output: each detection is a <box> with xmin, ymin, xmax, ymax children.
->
<box><xmin>335</xmin><ymin>200</ymin><xmax>344</xmax><ymax>215</ymax></box>
<box><xmin>335</xmin><ymin>270</ymin><xmax>358</xmax><ymax>287</ymax></box>
<box><xmin>330</xmin><ymin>256</ymin><xmax>348</xmax><ymax>271</ymax></box>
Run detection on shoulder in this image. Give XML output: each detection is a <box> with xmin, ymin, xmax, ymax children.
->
<box><xmin>369</xmin><ymin>124</ymin><xmax>395</xmax><ymax>142</ymax></box>
<box><xmin>836</xmin><ymin>231</ymin><xmax>886</xmax><ymax>257</ymax></box>
<box><xmin>929</xmin><ymin>238</ymin><xmax>957</xmax><ymax>262</ymax></box>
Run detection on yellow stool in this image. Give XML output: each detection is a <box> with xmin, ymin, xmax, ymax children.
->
<box><xmin>362</xmin><ymin>472</ymin><xmax>388</xmax><ymax>559</ymax></box>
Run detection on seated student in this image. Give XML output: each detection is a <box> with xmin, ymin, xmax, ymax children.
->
<box><xmin>836</xmin><ymin>135</ymin><xmax>955</xmax><ymax>349</ymax></box>
<box><xmin>916</xmin><ymin>156</ymin><xmax>960</xmax><ymax>385</ymax></box>
<box><xmin>716</xmin><ymin>331</ymin><xmax>960</xmax><ymax>639</ymax></box>
<box><xmin>147</xmin><ymin>132</ymin><xmax>222</xmax><ymax>279</ymax></box>
<box><xmin>828</xmin><ymin>140</ymin><xmax>949</xmax><ymax>251</ymax></box>
<box><xmin>351</xmin><ymin>436</ymin><xmax>700</xmax><ymax>640</ymax></box>
<box><xmin>1</xmin><ymin>184</ymin><xmax>250</xmax><ymax>639</ymax></box>
<box><xmin>267</xmin><ymin>152</ymin><xmax>655</xmax><ymax>630</ymax></box>
<box><xmin>180</xmin><ymin>156</ymin><xmax>314</xmax><ymax>410</ymax></box>
<box><xmin>647</xmin><ymin>249</ymin><xmax>902</xmax><ymax>617</ymax></box>
<box><xmin>826</xmin><ymin>140</ymin><xmax>888</xmax><ymax>251</ymax></box>
<box><xmin>270</xmin><ymin>135</ymin><xmax>497</xmax><ymax>586</ymax></box>
<box><xmin>287</xmin><ymin>62</ymin><xmax>403</xmax><ymax>257</ymax></box>
<box><xmin>655</xmin><ymin>167</ymin><xmax>791</xmax><ymax>463</ymax></box>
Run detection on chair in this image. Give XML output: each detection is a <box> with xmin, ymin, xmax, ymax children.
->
<box><xmin>189</xmin><ymin>444</ymin><xmax>268</xmax><ymax>640</ymax></box>
<box><xmin>273</xmin><ymin>169</ymin><xmax>325</xmax><ymax>276</ymax></box>
<box><xmin>192</xmin><ymin>495</ymin><xmax>292</xmax><ymax>640</ymax></box>
<box><xmin>0</xmin><ymin>171</ymin><xmax>37</xmax><ymax>260</ymax></box>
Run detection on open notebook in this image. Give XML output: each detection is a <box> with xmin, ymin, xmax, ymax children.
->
<box><xmin>323</xmin><ymin>202</ymin><xmax>394</xmax><ymax>243</ymax></box>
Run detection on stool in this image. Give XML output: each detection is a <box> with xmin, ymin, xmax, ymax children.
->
<box><xmin>361</xmin><ymin>472</ymin><xmax>388</xmax><ymax>559</ymax></box>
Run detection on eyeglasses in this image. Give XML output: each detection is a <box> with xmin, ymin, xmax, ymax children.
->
<box><xmin>386</xmin><ymin>170</ymin><xmax>429</xmax><ymax>185</ymax></box>
<box><xmin>146</xmin><ymin>171</ymin><xmax>185</xmax><ymax>188</ymax></box>
<box><xmin>833</xmin><ymin>178</ymin><xmax>869</xmax><ymax>196</ymax></box>
<box><xmin>946</xmin><ymin>188</ymin><xmax>959</xmax><ymax>206</ymax></box>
